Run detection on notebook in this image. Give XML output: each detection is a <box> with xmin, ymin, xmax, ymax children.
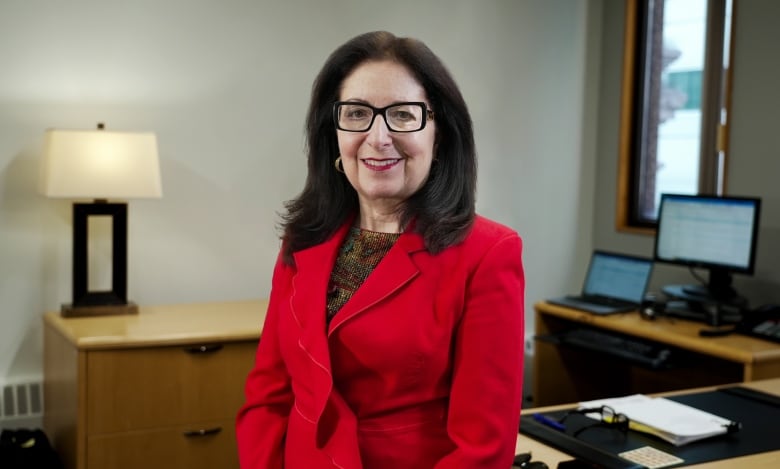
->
<box><xmin>547</xmin><ymin>250</ymin><xmax>653</xmax><ymax>315</ymax></box>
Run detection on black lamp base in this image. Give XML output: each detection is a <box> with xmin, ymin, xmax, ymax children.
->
<box><xmin>64</xmin><ymin>201</ymin><xmax>137</xmax><ymax>318</ymax></box>
<box><xmin>61</xmin><ymin>302</ymin><xmax>139</xmax><ymax>318</ymax></box>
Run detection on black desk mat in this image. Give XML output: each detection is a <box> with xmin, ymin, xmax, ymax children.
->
<box><xmin>519</xmin><ymin>386</ymin><xmax>780</xmax><ymax>468</ymax></box>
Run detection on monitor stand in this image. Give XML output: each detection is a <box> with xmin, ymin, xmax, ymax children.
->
<box><xmin>662</xmin><ymin>285</ymin><xmax>746</xmax><ymax>327</ymax></box>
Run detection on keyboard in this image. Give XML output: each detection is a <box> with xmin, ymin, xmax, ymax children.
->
<box><xmin>567</xmin><ymin>294</ymin><xmax>636</xmax><ymax>308</ymax></box>
<box><xmin>557</xmin><ymin>328</ymin><xmax>673</xmax><ymax>369</ymax></box>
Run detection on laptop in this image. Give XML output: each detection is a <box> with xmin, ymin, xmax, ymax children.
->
<box><xmin>547</xmin><ymin>250</ymin><xmax>653</xmax><ymax>315</ymax></box>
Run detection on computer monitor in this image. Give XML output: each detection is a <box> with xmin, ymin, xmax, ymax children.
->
<box><xmin>653</xmin><ymin>193</ymin><xmax>761</xmax><ymax>304</ymax></box>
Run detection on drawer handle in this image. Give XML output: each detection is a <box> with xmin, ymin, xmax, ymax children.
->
<box><xmin>183</xmin><ymin>427</ymin><xmax>222</xmax><ymax>438</ymax></box>
<box><xmin>184</xmin><ymin>344</ymin><xmax>224</xmax><ymax>354</ymax></box>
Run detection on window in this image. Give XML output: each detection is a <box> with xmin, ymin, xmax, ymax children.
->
<box><xmin>617</xmin><ymin>0</ymin><xmax>734</xmax><ymax>230</ymax></box>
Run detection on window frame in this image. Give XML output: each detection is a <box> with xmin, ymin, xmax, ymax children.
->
<box><xmin>616</xmin><ymin>0</ymin><xmax>735</xmax><ymax>233</ymax></box>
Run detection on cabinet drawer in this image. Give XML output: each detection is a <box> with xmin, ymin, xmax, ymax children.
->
<box><xmin>87</xmin><ymin>419</ymin><xmax>239</xmax><ymax>469</ymax></box>
<box><xmin>86</xmin><ymin>341</ymin><xmax>256</xmax><ymax>433</ymax></box>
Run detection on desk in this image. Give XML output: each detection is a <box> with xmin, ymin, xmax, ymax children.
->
<box><xmin>516</xmin><ymin>378</ymin><xmax>780</xmax><ymax>468</ymax></box>
<box><xmin>532</xmin><ymin>301</ymin><xmax>780</xmax><ymax>407</ymax></box>
<box><xmin>43</xmin><ymin>299</ymin><xmax>267</xmax><ymax>469</ymax></box>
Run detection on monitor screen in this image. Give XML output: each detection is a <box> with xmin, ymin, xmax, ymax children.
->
<box><xmin>653</xmin><ymin>193</ymin><xmax>761</xmax><ymax>301</ymax></box>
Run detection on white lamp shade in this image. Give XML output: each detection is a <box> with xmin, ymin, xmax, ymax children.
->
<box><xmin>42</xmin><ymin>128</ymin><xmax>163</xmax><ymax>200</ymax></box>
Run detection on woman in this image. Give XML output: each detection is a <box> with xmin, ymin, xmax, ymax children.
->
<box><xmin>237</xmin><ymin>31</ymin><xmax>525</xmax><ymax>468</ymax></box>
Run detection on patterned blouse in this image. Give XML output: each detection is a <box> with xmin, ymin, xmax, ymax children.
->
<box><xmin>326</xmin><ymin>227</ymin><xmax>400</xmax><ymax>324</ymax></box>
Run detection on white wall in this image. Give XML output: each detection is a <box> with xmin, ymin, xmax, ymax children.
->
<box><xmin>0</xmin><ymin>1</ymin><xmax>594</xmax><ymax>386</ymax></box>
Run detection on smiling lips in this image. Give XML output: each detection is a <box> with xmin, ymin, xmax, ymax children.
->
<box><xmin>362</xmin><ymin>158</ymin><xmax>401</xmax><ymax>171</ymax></box>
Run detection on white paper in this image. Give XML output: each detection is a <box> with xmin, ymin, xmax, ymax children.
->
<box><xmin>578</xmin><ymin>394</ymin><xmax>735</xmax><ymax>445</ymax></box>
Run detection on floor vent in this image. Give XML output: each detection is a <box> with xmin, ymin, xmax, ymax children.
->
<box><xmin>0</xmin><ymin>381</ymin><xmax>44</xmax><ymax>429</ymax></box>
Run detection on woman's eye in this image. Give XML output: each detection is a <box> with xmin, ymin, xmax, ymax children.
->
<box><xmin>389</xmin><ymin>110</ymin><xmax>415</xmax><ymax>122</ymax></box>
<box><xmin>345</xmin><ymin>108</ymin><xmax>370</xmax><ymax>119</ymax></box>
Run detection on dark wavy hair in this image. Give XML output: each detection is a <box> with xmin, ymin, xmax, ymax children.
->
<box><xmin>280</xmin><ymin>31</ymin><xmax>476</xmax><ymax>264</ymax></box>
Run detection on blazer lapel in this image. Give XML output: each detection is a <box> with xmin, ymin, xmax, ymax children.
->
<box><xmin>290</xmin><ymin>224</ymin><xmax>351</xmax><ymax>425</ymax></box>
<box><xmin>328</xmin><ymin>231</ymin><xmax>426</xmax><ymax>333</ymax></box>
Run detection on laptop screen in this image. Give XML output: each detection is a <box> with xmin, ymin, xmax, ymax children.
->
<box><xmin>583</xmin><ymin>251</ymin><xmax>653</xmax><ymax>303</ymax></box>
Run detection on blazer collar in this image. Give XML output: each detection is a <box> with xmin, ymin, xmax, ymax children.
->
<box><xmin>327</xmin><ymin>231</ymin><xmax>423</xmax><ymax>332</ymax></box>
<box><xmin>290</xmin><ymin>220</ymin><xmax>427</xmax><ymax>337</ymax></box>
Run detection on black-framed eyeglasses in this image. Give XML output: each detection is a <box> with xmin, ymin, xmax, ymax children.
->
<box><xmin>559</xmin><ymin>405</ymin><xmax>630</xmax><ymax>437</ymax></box>
<box><xmin>333</xmin><ymin>101</ymin><xmax>434</xmax><ymax>133</ymax></box>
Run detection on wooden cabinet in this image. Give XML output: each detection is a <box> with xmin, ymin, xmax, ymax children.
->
<box><xmin>43</xmin><ymin>300</ymin><xmax>267</xmax><ymax>469</ymax></box>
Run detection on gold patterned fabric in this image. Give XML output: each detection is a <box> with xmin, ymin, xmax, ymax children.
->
<box><xmin>326</xmin><ymin>227</ymin><xmax>400</xmax><ymax>324</ymax></box>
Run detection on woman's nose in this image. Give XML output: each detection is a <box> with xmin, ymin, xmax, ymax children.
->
<box><xmin>365</xmin><ymin>114</ymin><xmax>393</xmax><ymax>146</ymax></box>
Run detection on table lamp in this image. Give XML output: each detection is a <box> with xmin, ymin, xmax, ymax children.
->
<box><xmin>41</xmin><ymin>123</ymin><xmax>162</xmax><ymax>317</ymax></box>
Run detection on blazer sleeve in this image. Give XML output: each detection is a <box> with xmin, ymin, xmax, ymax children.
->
<box><xmin>436</xmin><ymin>232</ymin><xmax>525</xmax><ymax>468</ymax></box>
<box><xmin>236</xmin><ymin>252</ymin><xmax>294</xmax><ymax>468</ymax></box>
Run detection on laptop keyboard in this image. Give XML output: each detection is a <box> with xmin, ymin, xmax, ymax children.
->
<box><xmin>567</xmin><ymin>295</ymin><xmax>635</xmax><ymax>307</ymax></box>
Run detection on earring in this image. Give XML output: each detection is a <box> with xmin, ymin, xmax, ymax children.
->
<box><xmin>334</xmin><ymin>156</ymin><xmax>345</xmax><ymax>173</ymax></box>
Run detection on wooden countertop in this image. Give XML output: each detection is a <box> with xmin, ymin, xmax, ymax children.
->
<box><xmin>44</xmin><ymin>299</ymin><xmax>268</xmax><ymax>350</ymax></box>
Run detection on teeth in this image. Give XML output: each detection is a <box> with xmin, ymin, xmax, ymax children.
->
<box><xmin>365</xmin><ymin>159</ymin><xmax>399</xmax><ymax>168</ymax></box>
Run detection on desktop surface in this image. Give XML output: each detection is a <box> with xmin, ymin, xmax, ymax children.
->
<box><xmin>534</xmin><ymin>301</ymin><xmax>780</xmax><ymax>366</ymax></box>
<box><xmin>532</xmin><ymin>301</ymin><xmax>780</xmax><ymax>407</ymax></box>
<box><xmin>516</xmin><ymin>378</ymin><xmax>780</xmax><ymax>468</ymax></box>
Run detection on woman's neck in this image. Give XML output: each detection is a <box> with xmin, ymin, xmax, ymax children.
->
<box><xmin>357</xmin><ymin>217</ymin><xmax>401</xmax><ymax>233</ymax></box>
<box><xmin>355</xmin><ymin>200</ymin><xmax>403</xmax><ymax>233</ymax></box>
<box><xmin>357</xmin><ymin>204</ymin><xmax>402</xmax><ymax>233</ymax></box>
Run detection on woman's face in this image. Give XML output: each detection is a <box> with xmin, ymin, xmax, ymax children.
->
<box><xmin>336</xmin><ymin>60</ymin><xmax>436</xmax><ymax>214</ymax></box>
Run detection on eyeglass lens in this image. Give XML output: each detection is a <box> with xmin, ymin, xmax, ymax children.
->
<box><xmin>336</xmin><ymin>103</ymin><xmax>426</xmax><ymax>132</ymax></box>
<box><xmin>600</xmin><ymin>406</ymin><xmax>628</xmax><ymax>427</ymax></box>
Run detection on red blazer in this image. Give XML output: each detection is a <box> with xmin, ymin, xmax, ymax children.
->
<box><xmin>237</xmin><ymin>215</ymin><xmax>525</xmax><ymax>468</ymax></box>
